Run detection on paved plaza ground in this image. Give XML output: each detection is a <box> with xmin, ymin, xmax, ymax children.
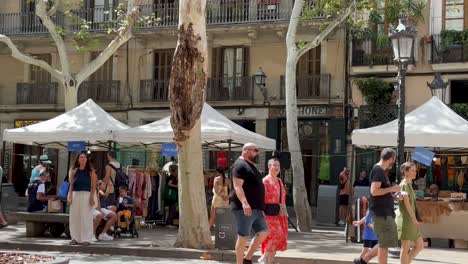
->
<box><xmin>0</xmin><ymin>224</ymin><xmax>465</xmax><ymax>263</ymax></box>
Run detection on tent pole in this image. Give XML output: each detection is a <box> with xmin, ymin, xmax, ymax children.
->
<box><xmin>66</xmin><ymin>151</ymin><xmax>71</xmax><ymax>181</ymax></box>
<box><xmin>227</xmin><ymin>140</ymin><xmax>232</xmax><ymax>168</ymax></box>
<box><xmin>1</xmin><ymin>141</ymin><xmax>5</xmax><ymax>177</ymax></box>
<box><xmin>108</xmin><ymin>141</ymin><xmax>112</xmax><ymax>151</ymax></box>
<box><xmin>345</xmin><ymin>145</ymin><xmax>356</xmax><ymax>243</ymax></box>
<box><xmin>144</xmin><ymin>146</ymin><xmax>147</xmax><ymax>169</ymax></box>
<box><xmin>0</xmin><ymin>141</ymin><xmax>6</xmax><ymax>207</ymax></box>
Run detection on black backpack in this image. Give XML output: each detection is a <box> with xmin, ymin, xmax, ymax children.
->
<box><xmin>27</xmin><ymin>179</ymin><xmax>45</xmax><ymax>212</ymax></box>
<box><xmin>107</xmin><ymin>163</ymin><xmax>129</xmax><ymax>189</ymax></box>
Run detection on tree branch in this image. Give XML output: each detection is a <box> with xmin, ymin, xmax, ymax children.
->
<box><xmin>47</xmin><ymin>0</ymin><xmax>60</xmax><ymax>17</ymax></box>
<box><xmin>36</xmin><ymin>0</ymin><xmax>70</xmax><ymax>74</ymax></box>
<box><xmin>297</xmin><ymin>4</ymin><xmax>355</xmax><ymax>59</ymax></box>
<box><xmin>75</xmin><ymin>0</ymin><xmax>140</xmax><ymax>84</ymax></box>
<box><xmin>0</xmin><ymin>35</ymin><xmax>63</xmax><ymax>80</ymax></box>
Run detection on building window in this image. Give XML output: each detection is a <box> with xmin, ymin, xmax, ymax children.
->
<box><xmin>154</xmin><ymin>49</ymin><xmax>174</xmax><ymax>81</ymax></box>
<box><xmin>30</xmin><ymin>54</ymin><xmax>51</xmax><ymax>83</ymax></box>
<box><xmin>90</xmin><ymin>52</ymin><xmax>113</xmax><ymax>81</ymax></box>
<box><xmin>450</xmin><ymin>80</ymin><xmax>468</xmax><ymax>103</ymax></box>
<box><xmin>444</xmin><ymin>0</ymin><xmax>465</xmax><ymax>31</ymax></box>
<box><xmin>297</xmin><ymin>46</ymin><xmax>320</xmax><ymax>76</ymax></box>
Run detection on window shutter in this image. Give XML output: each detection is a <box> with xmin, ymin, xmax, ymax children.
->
<box><xmin>243</xmin><ymin>47</ymin><xmax>249</xmax><ymax>76</ymax></box>
<box><xmin>212</xmin><ymin>47</ymin><xmax>223</xmax><ymax>78</ymax></box>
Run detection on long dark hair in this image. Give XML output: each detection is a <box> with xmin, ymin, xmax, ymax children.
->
<box><xmin>216</xmin><ymin>166</ymin><xmax>226</xmax><ymax>185</ymax></box>
<box><xmin>73</xmin><ymin>152</ymin><xmax>94</xmax><ymax>172</ymax></box>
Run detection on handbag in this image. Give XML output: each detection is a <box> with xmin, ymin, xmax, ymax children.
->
<box><xmin>264</xmin><ymin>178</ymin><xmax>282</xmax><ymax>216</ymax></box>
<box><xmin>57</xmin><ymin>181</ymin><xmax>70</xmax><ymax>200</ymax></box>
<box><xmin>48</xmin><ymin>200</ymin><xmax>63</xmax><ymax>213</ymax></box>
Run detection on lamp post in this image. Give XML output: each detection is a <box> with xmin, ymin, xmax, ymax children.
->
<box><xmin>390</xmin><ymin>16</ymin><xmax>416</xmax><ymax>173</ymax></box>
<box><xmin>254</xmin><ymin>67</ymin><xmax>269</xmax><ymax>105</ymax></box>
<box><xmin>427</xmin><ymin>72</ymin><xmax>448</xmax><ymax>103</ymax></box>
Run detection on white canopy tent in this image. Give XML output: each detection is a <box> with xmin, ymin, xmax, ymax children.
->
<box><xmin>3</xmin><ymin>99</ymin><xmax>129</xmax><ymax>147</ymax></box>
<box><xmin>352</xmin><ymin>96</ymin><xmax>468</xmax><ymax>149</ymax></box>
<box><xmin>114</xmin><ymin>103</ymin><xmax>276</xmax><ymax>150</ymax></box>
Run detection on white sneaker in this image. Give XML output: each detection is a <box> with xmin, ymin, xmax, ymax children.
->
<box><xmin>92</xmin><ymin>236</ymin><xmax>98</xmax><ymax>242</ymax></box>
<box><xmin>98</xmin><ymin>233</ymin><xmax>114</xmax><ymax>241</ymax></box>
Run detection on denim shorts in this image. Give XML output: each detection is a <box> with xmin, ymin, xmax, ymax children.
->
<box><xmin>232</xmin><ymin>209</ymin><xmax>268</xmax><ymax>237</ymax></box>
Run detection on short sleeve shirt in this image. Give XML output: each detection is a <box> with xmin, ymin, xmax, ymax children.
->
<box><xmin>37</xmin><ymin>183</ymin><xmax>45</xmax><ymax>194</ymax></box>
<box><xmin>362</xmin><ymin>211</ymin><xmax>378</xmax><ymax>241</ymax></box>
<box><xmin>230</xmin><ymin>158</ymin><xmax>265</xmax><ymax>210</ymax></box>
<box><xmin>369</xmin><ymin>164</ymin><xmax>395</xmax><ymax>218</ymax></box>
<box><xmin>119</xmin><ymin>196</ymin><xmax>134</xmax><ymax>212</ymax></box>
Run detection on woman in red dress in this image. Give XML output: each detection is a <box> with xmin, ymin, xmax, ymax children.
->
<box><xmin>260</xmin><ymin>158</ymin><xmax>288</xmax><ymax>264</ymax></box>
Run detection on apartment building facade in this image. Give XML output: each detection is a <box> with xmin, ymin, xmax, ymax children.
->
<box><xmin>0</xmin><ymin>0</ymin><xmax>347</xmax><ymax>205</ymax></box>
<box><xmin>349</xmin><ymin>0</ymin><xmax>468</xmax><ymax>184</ymax></box>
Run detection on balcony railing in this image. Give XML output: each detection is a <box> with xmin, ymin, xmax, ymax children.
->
<box><xmin>78</xmin><ymin>80</ymin><xmax>120</xmax><ymax>103</ymax></box>
<box><xmin>352</xmin><ymin>37</ymin><xmax>395</xmax><ymax>66</ymax></box>
<box><xmin>0</xmin><ymin>1</ymin><xmax>325</xmax><ymax>34</ymax></box>
<box><xmin>431</xmin><ymin>34</ymin><xmax>468</xmax><ymax>64</ymax></box>
<box><xmin>358</xmin><ymin>104</ymin><xmax>397</xmax><ymax>129</ymax></box>
<box><xmin>16</xmin><ymin>82</ymin><xmax>58</xmax><ymax>104</ymax></box>
<box><xmin>140</xmin><ymin>79</ymin><xmax>169</xmax><ymax>102</ymax></box>
<box><xmin>280</xmin><ymin>74</ymin><xmax>331</xmax><ymax>100</ymax></box>
<box><xmin>206</xmin><ymin>76</ymin><xmax>254</xmax><ymax>101</ymax></box>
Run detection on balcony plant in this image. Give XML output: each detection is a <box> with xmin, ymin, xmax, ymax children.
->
<box><xmin>451</xmin><ymin>103</ymin><xmax>468</xmax><ymax>121</ymax></box>
<box><xmin>355</xmin><ymin>77</ymin><xmax>394</xmax><ymax>106</ymax></box>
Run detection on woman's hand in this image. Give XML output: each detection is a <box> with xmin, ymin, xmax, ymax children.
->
<box><xmin>412</xmin><ymin>218</ymin><xmax>421</xmax><ymax>227</ymax></box>
<box><xmin>352</xmin><ymin>221</ymin><xmax>360</xmax><ymax>227</ymax></box>
<box><xmin>67</xmin><ymin>196</ymin><xmax>72</xmax><ymax>205</ymax></box>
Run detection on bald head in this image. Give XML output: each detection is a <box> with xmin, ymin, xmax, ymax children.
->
<box><xmin>241</xmin><ymin>143</ymin><xmax>260</xmax><ymax>163</ymax></box>
<box><xmin>242</xmin><ymin>143</ymin><xmax>258</xmax><ymax>152</ymax></box>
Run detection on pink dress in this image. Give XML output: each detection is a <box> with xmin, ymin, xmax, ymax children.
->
<box><xmin>261</xmin><ymin>176</ymin><xmax>288</xmax><ymax>253</ymax></box>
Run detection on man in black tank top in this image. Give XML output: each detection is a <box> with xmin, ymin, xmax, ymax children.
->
<box><xmin>231</xmin><ymin>143</ymin><xmax>268</xmax><ymax>264</ymax></box>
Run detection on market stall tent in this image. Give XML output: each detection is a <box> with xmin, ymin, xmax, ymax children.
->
<box><xmin>3</xmin><ymin>99</ymin><xmax>129</xmax><ymax>146</ymax></box>
<box><xmin>352</xmin><ymin>96</ymin><xmax>468</xmax><ymax>149</ymax></box>
<box><xmin>114</xmin><ymin>103</ymin><xmax>276</xmax><ymax>150</ymax></box>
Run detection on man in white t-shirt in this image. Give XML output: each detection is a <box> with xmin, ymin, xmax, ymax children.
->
<box><xmin>27</xmin><ymin>171</ymin><xmax>50</xmax><ymax>212</ymax></box>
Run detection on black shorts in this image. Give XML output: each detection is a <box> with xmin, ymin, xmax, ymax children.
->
<box><xmin>363</xmin><ymin>240</ymin><xmax>378</xmax><ymax>248</ymax></box>
<box><xmin>339</xmin><ymin>194</ymin><xmax>349</xmax><ymax>205</ymax></box>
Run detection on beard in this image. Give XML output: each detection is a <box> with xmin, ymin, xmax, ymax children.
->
<box><xmin>250</xmin><ymin>154</ymin><xmax>259</xmax><ymax>163</ymax></box>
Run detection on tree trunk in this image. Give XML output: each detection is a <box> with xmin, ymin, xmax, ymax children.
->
<box><xmin>169</xmin><ymin>0</ymin><xmax>213</xmax><ymax>249</ymax></box>
<box><xmin>286</xmin><ymin>0</ymin><xmax>313</xmax><ymax>232</ymax></box>
<box><xmin>63</xmin><ymin>80</ymin><xmax>79</xmax><ymax>111</ymax></box>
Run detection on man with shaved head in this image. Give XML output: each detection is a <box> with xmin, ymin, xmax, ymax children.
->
<box><xmin>231</xmin><ymin>143</ymin><xmax>268</xmax><ymax>264</ymax></box>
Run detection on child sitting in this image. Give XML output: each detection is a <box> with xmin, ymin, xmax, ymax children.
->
<box><xmin>116</xmin><ymin>185</ymin><xmax>134</xmax><ymax>232</ymax></box>
<box><xmin>353</xmin><ymin>204</ymin><xmax>378</xmax><ymax>264</ymax></box>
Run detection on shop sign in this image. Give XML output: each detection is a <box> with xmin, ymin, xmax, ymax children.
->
<box><xmin>217</xmin><ymin>152</ymin><xmax>228</xmax><ymax>168</ymax></box>
<box><xmin>14</xmin><ymin>120</ymin><xmax>43</xmax><ymax>128</ymax></box>
<box><xmin>161</xmin><ymin>143</ymin><xmax>177</xmax><ymax>157</ymax></box>
<box><xmin>68</xmin><ymin>141</ymin><xmax>86</xmax><ymax>152</ymax></box>
<box><xmin>412</xmin><ymin>147</ymin><xmax>435</xmax><ymax>166</ymax></box>
<box><xmin>271</xmin><ymin>106</ymin><xmax>330</xmax><ymax>118</ymax></box>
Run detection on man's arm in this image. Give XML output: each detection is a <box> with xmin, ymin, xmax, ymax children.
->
<box><xmin>370</xmin><ymin>181</ymin><xmax>399</xmax><ymax>196</ymax></box>
<box><xmin>104</xmin><ymin>165</ymin><xmax>112</xmax><ymax>183</ymax></box>
<box><xmin>233</xmin><ymin>177</ymin><xmax>249</xmax><ymax>208</ymax></box>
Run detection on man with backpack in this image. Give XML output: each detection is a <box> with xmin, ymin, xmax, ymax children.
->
<box><xmin>27</xmin><ymin>171</ymin><xmax>50</xmax><ymax>213</ymax></box>
<box><xmin>104</xmin><ymin>151</ymin><xmax>128</xmax><ymax>206</ymax></box>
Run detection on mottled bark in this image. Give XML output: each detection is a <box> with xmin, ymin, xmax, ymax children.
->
<box><xmin>169</xmin><ymin>0</ymin><xmax>213</xmax><ymax>249</ymax></box>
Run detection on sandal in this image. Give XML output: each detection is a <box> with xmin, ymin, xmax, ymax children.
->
<box><xmin>69</xmin><ymin>240</ymin><xmax>78</xmax><ymax>245</ymax></box>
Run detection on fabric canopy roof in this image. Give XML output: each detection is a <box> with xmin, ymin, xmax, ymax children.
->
<box><xmin>352</xmin><ymin>96</ymin><xmax>468</xmax><ymax>148</ymax></box>
<box><xmin>114</xmin><ymin>103</ymin><xmax>276</xmax><ymax>150</ymax></box>
<box><xmin>3</xmin><ymin>99</ymin><xmax>129</xmax><ymax>145</ymax></box>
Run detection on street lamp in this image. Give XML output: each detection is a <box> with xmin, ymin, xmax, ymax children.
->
<box><xmin>255</xmin><ymin>67</ymin><xmax>271</xmax><ymax>105</ymax></box>
<box><xmin>427</xmin><ymin>72</ymin><xmax>448</xmax><ymax>103</ymax></box>
<box><xmin>390</xmin><ymin>16</ymin><xmax>416</xmax><ymax>174</ymax></box>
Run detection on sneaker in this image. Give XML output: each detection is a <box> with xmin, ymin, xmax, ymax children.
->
<box><xmin>115</xmin><ymin>227</ymin><xmax>122</xmax><ymax>233</ymax></box>
<box><xmin>98</xmin><ymin>233</ymin><xmax>114</xmax><ymax>241</ymax></box>
<box><xmin>92</xmin><ymin>236</ymin><xmax>98</xmax><ymax>242</ymax></box>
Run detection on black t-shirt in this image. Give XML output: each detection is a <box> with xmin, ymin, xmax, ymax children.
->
<box><xmin>353</xmin><ymin>178</ymin><xmax>370</xmax><ymax>187</ymax></box>
<box><xmin>166</xmin><ymin>175</ymin><xmax>178</xmax><ymax>192</ymax></box>
<box><xmin>369</xmin><ymin>164</ymin><xmax>395</xmax><ymax>218</ymax></box>
<box><xmin>230</xmin><ymin>158</ymin><xmax>265</xmax><ymax>210</ymax></box>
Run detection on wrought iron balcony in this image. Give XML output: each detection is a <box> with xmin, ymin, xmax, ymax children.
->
<box><xmin>78</xmin><ymin>80</ymin><xmax>120</xmax><ymax>103</ymax></box>
<box><xmin>206</xmin><ymin>76</ymin><xmax>254</xmax><ymax>101</ymax></box>
<box><xmin>140</xmin><ymin>79</ymin><xmax>169</xmax><ymax>102</ymax></box>
<box><xmin>431</xmin><ymin>34</ymin><xmax>468</xmax><ymax>64</ymax></box>
<box><xmin>352</xmin><ymin>37</ymin><xmax>395</xmax><ymax>66</ymax></box>
<box><xmin>280</xmin><ymin>74</ymin><xmax>331</xmax><ymax>100</ymax></box>
<box><xmin>0</xmin><ymin>1</ymin><xmax>323</xmax><ymax>34</ymax></box>
<box><xmin>16</xmin><ymin>82</ymin><xmax>58</xmax><ymax>104</ymax></box>
<box><xmin>358</xmin><ymin>104</ymin><xmax>398</xmax><ymax>129</ymax></box>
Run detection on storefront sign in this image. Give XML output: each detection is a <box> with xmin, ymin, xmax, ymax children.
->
<box><xmin>412</xmin><ymin>147</ymin><xmax>435</xmax><ymax>166</ymax></box>
<box><xmin>68</xmin><ymin>141</ymin><xmax>86</xmax><ymax>152</ymax></box>
<box><xmin>14</xmin><ymin>120</ymin><xmax>43</xmax><ymax>128</ymax></box>
<box><xmin>270</xmin><ymin>106</ymin><xmax>331</xmax><ymax>118</ymax></box>
<box><xmin>161</xmin><ymin>143</ymin><xmax>177</xmax><ymax>157</ymax></box>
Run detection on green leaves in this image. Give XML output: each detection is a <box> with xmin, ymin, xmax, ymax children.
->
<box><xmin>355</xmin><ymin>77</ymin><xmax>394</xmax><ymax>105</ymax></box>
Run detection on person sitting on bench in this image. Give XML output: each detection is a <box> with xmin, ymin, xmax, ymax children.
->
<box><xmin>27</xmin><ymin>171</ymin><xmax>51</xmax><ymax>213</ymax></box>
